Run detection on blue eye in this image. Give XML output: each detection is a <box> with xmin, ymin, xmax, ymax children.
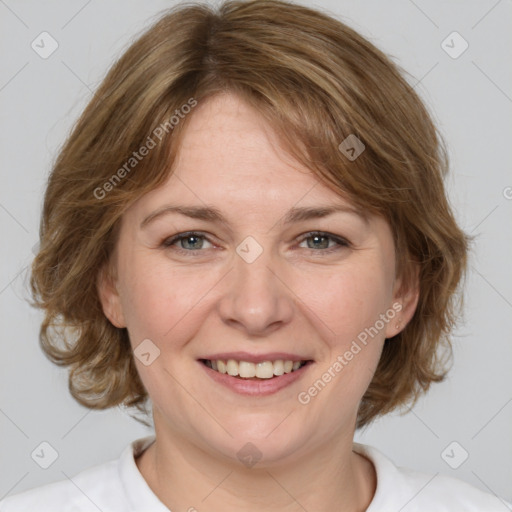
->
<box><xmin>297</xmin><ymin>232</ymin><xmax>349</xmax><ymax>253</ymax></box>
<box><xmin>162</xmin><ymin>232</ymin><xmax>212</xmax><ymax>253</ymax></box>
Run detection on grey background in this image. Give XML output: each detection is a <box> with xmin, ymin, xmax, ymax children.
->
<box><xmin>1</xmin><ymin>0</ymin><xmax>511</xmax><ymax>504</ymax></box>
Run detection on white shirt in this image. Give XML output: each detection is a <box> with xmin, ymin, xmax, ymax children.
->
<box><xmin>0</xmin><ymin>435</ymin><xmax>509</xmax><ymax>511</ymax></box>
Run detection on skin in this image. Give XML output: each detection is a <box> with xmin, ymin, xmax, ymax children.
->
<box><xmin>98</xmin><ymin>92</ymin><xmax>419</xmax><ymax>512</ymax></box>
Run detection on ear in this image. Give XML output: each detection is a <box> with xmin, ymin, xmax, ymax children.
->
<box><xmin>96</xmin><ymin>261</ymin><xmax>127</xmax><ymax>329</ymax></box>
<box><xmin>384</xmin><ymin>262</ymin><xmax>420</xmax><ymax>339</ymax></box>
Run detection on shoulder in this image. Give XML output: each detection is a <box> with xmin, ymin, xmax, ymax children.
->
<box><xmin>0</xmin><ymin>435</ymin><xmax>167</xmax><ymax>512</ymax></box>
<box><xmin>354</xmin><ymin>442</ymin><xmax>512</xmax><ymax>511</ymax></box>
<box><xmin>394</xmin><ymin>466</ymin><xmax>510</xmax><ymax>511</ymax></box>
<box><xmin>0</xmin><ymin>458</ymin><xmax>122</xmax><ymax>512</ymax></box>
<box><xmin>0</xmin><ymin>435</ymin><xmax>161</xmax><ymax>512</ymax></box>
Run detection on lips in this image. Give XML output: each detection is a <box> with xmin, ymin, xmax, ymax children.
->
<box><xmin>197</xmin><ymin>352</ymin><xmax>314</xmax><ymax>396</ymax></box>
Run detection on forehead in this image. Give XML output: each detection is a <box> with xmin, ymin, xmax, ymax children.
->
<box><xmin>177</xmin><ymin>93</ymin><xmax>313</xmax><ymax>185</ymax></box>
<box><xmin>132</xmin><ymin>93</ymin><xmax>361</xmax><ymax>216</ymax></box>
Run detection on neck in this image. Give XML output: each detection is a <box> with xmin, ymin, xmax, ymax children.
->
<box><xmin>136</xmin><ymin>426</ymin><xmax>376</xmax><ymax>512</ymax></box>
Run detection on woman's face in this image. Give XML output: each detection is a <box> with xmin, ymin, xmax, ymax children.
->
<box><xmin>100</xmin><ymin>92</ymin><xmax>417</xmax><ymax>465</ymax></box>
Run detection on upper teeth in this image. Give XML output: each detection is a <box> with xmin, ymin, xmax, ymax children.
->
<box><xmin>205</xmin><ymin>359</ymin><xmax>305</xmax><ymax>379</ymax></box>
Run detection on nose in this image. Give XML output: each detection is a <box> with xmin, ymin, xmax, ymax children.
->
<box><xmin>216</xmin><ymin>247</ymin><xmax>295</xmax><ymax>337</ymax></box>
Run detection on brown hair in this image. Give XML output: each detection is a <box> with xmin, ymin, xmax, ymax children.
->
<box><xmin>29</xmin><ymin>0</ymin><xmax>470</xmax><ymax>428</ymax></box>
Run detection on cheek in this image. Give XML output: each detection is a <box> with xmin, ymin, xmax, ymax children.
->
<box><xmin>116</xmin><ymin>254</ymin><xmax>177</xmax><ymax>340</ymax></box>
<box><xmin>117</xmin><ymin>253</ymin><xmax>219</xmax><ymax>344</ymax></box>
<box><xmin>296</xmin><ymin>258</ymin><xmax>393</xmax><ymax>346</ymax></box>
<box><xmin>294</xmin><ymin>266</ymin><xmax>391</xmax><ymax>421</ymax></box>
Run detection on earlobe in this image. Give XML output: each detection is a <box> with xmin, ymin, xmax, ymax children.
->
<box><xmin>96</xmin><ymin>263</ymin><xmax>127</xmax><ymax>329</ymax></box>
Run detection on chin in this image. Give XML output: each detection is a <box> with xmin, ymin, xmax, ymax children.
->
<box><xmin>207</xmin><ymin>418</ymin><xmax>315</xmax><ymax>467</ymax></box>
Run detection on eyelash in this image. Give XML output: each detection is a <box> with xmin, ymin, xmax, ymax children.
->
<box><xmin>160</xmin><ymin>231</ymin><xmax>350</xmax><ymax>256</ymax></box>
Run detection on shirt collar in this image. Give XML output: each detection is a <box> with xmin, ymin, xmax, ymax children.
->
<box><xmin>118</xmin><ymin>434</ymin><xmax>170</xmax><ymax>511</ymax></box>
<box><xmin>353</xmin><ymin>441</ymin><xmax>410</xmax><ymax>510</ymax></box>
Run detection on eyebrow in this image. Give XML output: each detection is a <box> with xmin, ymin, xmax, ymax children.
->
<box><xmin>140</xmin><ymin>203</ymin><xmax>368</xmax><ymax>229</ymax></box>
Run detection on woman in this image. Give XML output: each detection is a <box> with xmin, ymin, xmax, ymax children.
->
<box><xmin>1</xmin><ymin>0</ymin><xmax>509</xmax><ymax>510</ymax></box>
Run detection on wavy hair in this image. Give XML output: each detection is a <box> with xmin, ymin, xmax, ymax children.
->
<box><xmin>29</xmin><ymin>0</ymin><xmax>470</xmax><ymax>428</ymax></box>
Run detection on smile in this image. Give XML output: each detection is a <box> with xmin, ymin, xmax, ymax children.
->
<box><xmin>200</xmin><ymin>358</ymin><xmax>310</xmax><ymax>379</ymax></box>
<box><xmin>198</xmin><ymin>357</ymin><xmax>314</xmax><ymax>396</ymax></box>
